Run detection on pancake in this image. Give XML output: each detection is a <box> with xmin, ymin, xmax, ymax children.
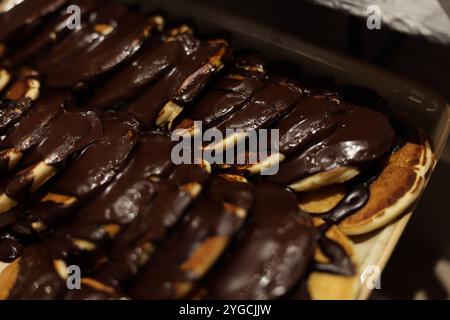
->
<box><xmin>339</xmin><ymin>123</ymin><xmax>433</xmax><ymax>235</ymax></box>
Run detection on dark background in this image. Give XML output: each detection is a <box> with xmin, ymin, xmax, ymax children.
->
<box><xmin>189</xmin><ymin>0</ymin><xmax>450</xmax><ymax>299</ymax></box>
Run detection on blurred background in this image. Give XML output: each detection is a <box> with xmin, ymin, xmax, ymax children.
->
<box><xmin>186</xmin><ymin>0</ymin><xmax>450</xmax><ymax>299</ymax></box>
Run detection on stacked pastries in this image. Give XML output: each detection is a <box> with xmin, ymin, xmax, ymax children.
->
<box><xmin>0</xmin><ymin>0</ymin><xmax>433</xmax><ymax>300</ymax></box>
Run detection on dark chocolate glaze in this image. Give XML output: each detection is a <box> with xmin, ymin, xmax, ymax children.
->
<box><xmin>21</xmin><ymin>110</ymin><xmax>102</xmax><ymax>167</ymax></box>
<box><xmin>2</xmin><ymin>133</ymin><xmax>175</xmax><ymax>300</ymax></box>
<box><xmin>0</xmin><ymin>93</ymin><xmax>67</xmax><ymax>153</ymax></box>
<box><xmin>0</xmin><ymin>0</ymin><xmax>69</xmax><ymax>45</ymax></box>
<box><xmin>9</xmin><ymin>0</ymin><xmax>103</xmax><ymax>66</ymax></box>
<box><xmin>129</xmin><ymin>175</ymin><xmax>253</xmax><ymax>300</ymax></box>
<box><xmin>0</xmin><ymin>98</ymin><xmax>32</xmax><ymax>134</ymax></box>
<box><xmin>63</xmin><ymin>283</ymin><xmax>127</xmax><ymax>300</ymax></box>
<box><xmin>12</xmin><ymin>113</ymin><xmax>139</xmax><ymax>235</ymax></box>
<box><xmin>270</xmin><ymin>102</ymin><xmax>395</xmax><ymax>185</ymax></box>
<box><xmin>8</xmin><ymin>245</ymin><xmax>66</xmax><ymax>300</ymax></box>
<box><xmin>314</xmin><ymin>236</ymin><xmax>355</xmax><ymax>276</ymax></box>
<box><xmin>46</xmin><ymin>11</ymin><xmax>161</xmax><ymax>88</ymax></box>
<box><xmin>126</xmin><ymin>40</ymin><xmax>227</xmax><ymax>128</ymax></box>
<box><xmin>277</xmin><ymin>96</ymin><xmax>345</xmax><ymax>155</ymax></box>
<box><xmin>32</xmin><ymin>133</ymin><xmax>175</xmax><ymax>262</ymax></box>
<box><xmin>204</xmin><ymin>184</ymin><xmax>317</xmax><ymax>300</ymax></box>
<box><xmin>96</xmin><ymin>164</ymin><xmax>210</xmax><ymax>289</ymax></box>
<box><xmin>216</xmin><ymin>83</ymin><xmax>301</xmax><ymax>132</ymax></box>
<box><xmin>0</xmin><ymin>232</ymin><xmax>22</xmax><ymax>262</ymax></box>
<box><xmin>68</xmin><ymin>133</ymin><xmax>175</xmax><ymax>229</ymax></box>
<box><xmin>4</xmin><ymin>111</ymin><xmax>102</xmax><ymax>201</ymax></box>
<box><xmin>87</xmin><ymin>30</ymin><xmax>194</xmax><ymax>110</ymax></box>
<box><xmin>45</xmin><ymin>113</ymin><xmax>138</xmax><ymax>198</ymax></box>
<box><xmin>187</xmin><ymin>56</ymin><xmax>266</xmax><ymax>128</ymax></box>
<box><xmin>34</xmin><ymin>3</ymin><xmax>129</xmax><ymax>74</ymax></box>
<box><xmin>311</xmin><ymin>169</ymin><xmax>379</xmax><ymax>276</ymax></box>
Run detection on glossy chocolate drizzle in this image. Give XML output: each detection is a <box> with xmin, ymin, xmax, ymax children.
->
<box><xmin>311</xmin><ymin>168</ymin><xmax>380</xmax><ymax>276</ymax></box>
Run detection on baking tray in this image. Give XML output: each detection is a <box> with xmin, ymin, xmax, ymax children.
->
<box><xmin>1</xmin><ymin>0</ymin><xmax>449</xmax><ymax>300</ymax></box>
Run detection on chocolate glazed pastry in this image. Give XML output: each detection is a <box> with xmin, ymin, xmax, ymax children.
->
<box><xmin>202</xmin><ymin>183</ymin><xmax>317</xmax><ymax>300</ymax></box>
<box><xmin>0</xmin><ymin>71</ymin><xmax>42</xmax><ymax>134</ymax></box>
<box><xmin>87</xmin><ymin>163</ymin><xmax>211</xmax><ymax>292</ymax></box>
<box><xmin>0</xmin><ymin>133</ymin><xmax>175</xmax><ymax>299</ymax></box>
<box><xmin>0</xmin><ymin>110</ymin><xmax>102</xmax><ymax>214</ymax></box>
<box><xmin>126</xmin><ymin>37</ymin><xmax>228</xmax><ymax>129</ymax></box>
<box><xmin>34</xmin><ymin>3</ymin><xmax>130</xmax><ymax>75</ymax></box>
<box><xmin>232</xmin><ymin>95</ymin><xmax>345</xmax><ymax>175</ymax></box>
<box><xmin>45</xmin><ymin>10</ymin><xmax>164</xmax><ymax>89</ymax></box>
<box><xmin>48</xmin><ymin>133</ymin><xmax>176</xmax><ymax>260</ymax></box>
<box><xmin>0</xmin><ymin>93</ymin><xmax>68</xmax><ymax>177</ymax></box>
<box><xmin>6</xmin><ymin>245</ymin><xmax>67</xmax><ymax>300</ymax></box>
<box><xmin>176</xmin><ymin>54</ymin><xmax>266</xmax><ymax>133</ymax></box>
<box><xmin>269</xmin><ymin>100</ymin><xmax>395</xmax><ymax>188</ymax></box>
<box><xmin>9</xmin><ymin>0</ymin><xmax>104</xmax><ymax>67</ymax></box>
<box><xmin>129</xmin><ymin>174</ymin><xmax>253</xmax><ymax>300</ymax></box>
<box><xmin>0</xmin><ymin>0</ymin><xmax>69</xmax><ymax>52</ymax></box>
<box><xmin>0</xmin><ymin>98</ymin><xmax>32</xmax><ymax>134</ymax></box>
<box><xmin>1</xmin><ymin>242</ymin><xmax>125</xmax><ymax>300</ymax></box>
<box><xmin>11</xmin><ymin>113</ymin><xmax>140</xmax><ymax>237</ymax></box>
<box><xmin>86</xmin><ymin>26</ymin><xmax>194</xmax><ymax>110</ymax></box>
<box><xmin>203</xmin><ymin>80</ymin><xmax>302</xmax><ymax>157</ymax></box>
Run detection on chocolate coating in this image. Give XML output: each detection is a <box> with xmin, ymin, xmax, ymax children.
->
<box><xmin>270</xmin><ymin>102</ymin><xmax>395</xmax><ymax>185</ymax></box>
<box><xmin>126</xmin><ymin>40</ymin><xmax>227</xmax><ymax>128</ymax></box>
<box><xmin>8</xmin><ymin>245</ymin><xmax>66</xmax><ymax>300</ymax></box>
<box><xmin>96</xmin><ymin>163</ymin><xmax>210</xmax><ymax>289</ymax></box>
<box><xmin>129</xmin><ymin>175</ymin><xmax>252</xmax><ymax>300</ymax></box>
<box><xmin>0</xmin><ymin>0</ymin><xmax>68</xmax><ymax>45</ymax></box>
<box><xmin>0</xmin><ymin>232</ymin><xmax>22</xmax><ymax>263</ymax></box>
<box><xmin>69</xmin><ymin>132</ymin><xmax>175</xmax><ymax>228</ymax></box>
<box><xmin>9</xmin><ymin>0</ymin><xmax>103</xmax><ymax>66</ymax></box>
<box><xmin>63</xmin><ymin>283</ymin><xmax>127</xmax><ymax>300</ymax></box>
<box><xmin>0</xmin><ymin>98</ymin><xmax>32</xmax><ymax>134</ymax></box>
<box><xmin>277</xmin><ymin>96</ymin><xmax>345</xmax><ymax>155</ymax></box>
<box><xmin>188</xmin><ymin>61</ymin><xmax>265</xmax><ymax>128</ymax></box>
<box><xmin>0</xmin><ymin>93</ymin><xmax>67</xmax><ymax>153</ymax></box>
<box><xmin>12</xmin><ymin>113</ymin><xmax>139</xmax><ymax>235</ymax></box>
<box><xmin>46</xmin><ymin>11</ymin><xmax>161</xmax><ymax>88</ymax></box>
<box><xmin>204</xmin><ymin>184</ymin><xmax>316</xmax><ymax>300</ymax></box>
<box><xmin>217</xmin><ymin>83</ymin><xmax>301</xmax><ymax>132</ymax></box>
<box><xmin>87</xmin><ymin>30</ymin><xmax>194</xmax><ymax>110</ymax></box>
<box><xmin>34</xmin><ymin>3</ymin><xmax>128</xmax><ymax>74</ymax></box>
<box><xmin>4</xmin><ymin>111</ymin><xmax>102</xmax><ymax>201</ymax></box>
